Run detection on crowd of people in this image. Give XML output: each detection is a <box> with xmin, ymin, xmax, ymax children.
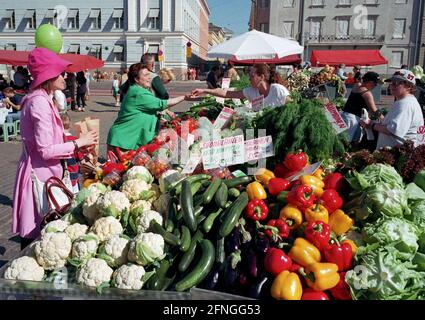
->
<box><xmin>2</xmin><ymin>46</ymin><xmax>425</xmax><ymax>250</ymax></box>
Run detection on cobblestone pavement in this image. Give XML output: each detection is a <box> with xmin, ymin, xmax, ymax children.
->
<box><xmin>0</xmin><ymin>81</ymin><xmax>395</xmax><ymax>267</ymax></box>
<box><xmin>0</xmin><ymin>81</ymin><xmax>200</xmax><ymax>267</ymax></box>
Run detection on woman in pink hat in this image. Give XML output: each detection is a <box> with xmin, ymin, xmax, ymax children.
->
<box><xmin>12</xmin><ymin>48</ymin><xmax>99</xmax><ymax>249</ymax></box>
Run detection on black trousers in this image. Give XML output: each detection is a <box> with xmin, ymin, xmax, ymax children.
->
<box><xmin>76</xmin><ymin>91</ymin><xmax>86</xmax><ymax>108</ymax></box>
<box><xmin>20</xmin><ymin>237</ymin><xmax>34</xmax><ymax>251</ymax></box>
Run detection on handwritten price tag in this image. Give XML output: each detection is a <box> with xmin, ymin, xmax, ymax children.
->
<box><xmin>324</xmin><ymin>103</ymin><xmax>348</xmax><ymax>134</ymax></box>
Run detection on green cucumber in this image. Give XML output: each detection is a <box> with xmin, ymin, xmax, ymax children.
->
<box><xmin>193</xmin><ymin>194</ymin><xmax>204</xmax><ymax>207</ymax></box>
<box><xmin>165</xmin><ymin>219</ymin><xmax>174</xmax><ymax>233</ymax></box>
<box><xmin>214</xmin><ymin>182</ymin><xmax>228</xmax><ymax>208</ymax></box>
<box><xmin>174</xmin><ymin>174</ymin><xmax>211</xmax><ymax>194</ymax></box>
<box><xmin>151</xmin><ymin>221</ymin><xmax>181</xmax><ymax>246</ymax></box>
<box><xmin>203</xmin><ymin>178</ymin><xmax>222</xmax><ymax>204</ymax></box>
<box><xmin>175</xmin><ymin>239</ymin><xmax>215</xmax><ymax>292</ymax></box>
<box><xmin>180</xmin><ymin>225</ymin><xmax>191</xmax><ymax>252</ymax></box>
<box><xmin>191</xmin><ymin>181</ymin><xmax>203</xmax><ymax>196</ymax></box>
<box><xmin>145</xmin><ymin>259</ymin><xmax>170</xmax><ymax>290</ymax></box>
<box><xmin>194</xmin><ymin>205</ymin><xmax>204</xmax><ymax>217</ymax></box>
<box><xmin>202</xmin><ymin>207</ymin><xmax>223</xmax><ymax>233</ymax></box>
<box><xmin>228</xmin><ymin>188</ymin><xmax>241</xmax><ymax>199</ymax></box>
<box><xmin>224</xmin><ymin>176</ymin><xmax>253</xmax><ymax>189</ymax></box>
<box><xmin>180</xmin><ymin>180</ymin><xmax>197</xmax><ymax>232</ymax></box>
<box><xmin>216</xmin><ymin>237</ymin><xmax>226</xmax><ymax>264</ymax></box>
<box><xmin>219</xmin><ymin>192</ymin><xmax>249</xmax><ymax>238</ymax></box>
<box><xmin>178</xmin><ymin>230</ymin><xmax>203</xmax><ymax>272</ymax></box>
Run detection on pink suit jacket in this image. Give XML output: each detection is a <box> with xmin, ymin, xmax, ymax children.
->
<box><xmin>12</xmin><ymin>89</ymin><xmax>74</xmax><ymax>239</ymax></box>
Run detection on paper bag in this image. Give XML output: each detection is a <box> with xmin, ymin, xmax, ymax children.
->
<box><xmin>74</xmin><ymin>117</ymin><xmax>100</xmax><ymax>159</ymax></box>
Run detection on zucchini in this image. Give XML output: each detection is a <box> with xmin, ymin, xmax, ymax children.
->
<box><xmin>193</xmin><ymin>194</ymin><xmax>204</xmax><ymax>207</ymax></box>
<box><xmin>145</xmin><ymin>259</ymin><xmax>170</xmax><ymax>290</ymax></box>
<box><xmin>151</xmin><ymin>221</ymin><xmax>181</xmax><ymax>246</ymax></box>
<box><xmin>165</xmin><ymin>219</ymin><xmax>174</xmax><ymax>233</ymax></box>
<box><xmin>203</xmin><ymin>178</ymin><xmax>222</xmax><ymax>204</ymax></box>
<box><xmin>174</xmin><ymin>174</ymin><xmax>211</xmax><ymax>194</ymax></box>
<box><xmin>228</xmin><ymin>188</ymin><xmax>241</xmax><ymax>199</ymax></box>
<box><xmin>180</xmin><ymin>225</ymin><xmax>191</xmax><ymax>252</ymax></box>
<box><xmin>180</xmin><ymin>180</ymin><xmax>197</xmax><ymax>232</ymax></box>
<box><xmin>214</xmin><ymin>182</ymin><xmax>228</xmax><ymax>208</ymax></box>
<box><xmin>178</xmin><ymin>230</ymin><xmax>203</xmax><ymax>272</ymax></box>
<box><xmin>224</xmin><ymin>176</ymin><xmax>253</xmax><ymax>189</ymax></box>
<box><xmin>194</xmin><ymin>205</ymin><xmax>204</xmax><ymax>217</ymax></box>
<box><xmin>191</xmin><ymin>181</ymin><xmax>203</xmax><ymax>196</ymax></box>
<box><xmin>202</xmin><ymin>207</ymin><xmax>223</xmax><ymax>233</ymax></box>
<box><xmin>196</xmin><ymin>214</ymin><xmax>207</xmax><ymax>225</ymax></box>
<box><xmin>219</xmin><ymin>192</ymin><xmax>249</xmax><ymax>238</ymax></box>
<box><xmin>216</xmin><ymin>237</ymin><xmax>226</xmax><ymax>264</ymax></box>
<box><xmin>175</xmin><ymin>239</ymin><xmax>215</xmax><ymax>292</ymax></box>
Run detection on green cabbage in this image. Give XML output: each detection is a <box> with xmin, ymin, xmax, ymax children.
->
<box><xmin>347</xmin><ymin>164</ymin><xmax>404</xmax><ymax>191</ymax></box>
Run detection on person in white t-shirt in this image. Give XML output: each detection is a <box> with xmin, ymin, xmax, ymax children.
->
<box><xmin>54</xmin><ymin>89</ymin><xmax>67</xmax><ymax>112</ymax></box>
<box><xmin>362</xmin><ymin>69</ymin><xmax>424</xmax><ymax>149</ymax></box>
<box><xmin>191</xmin><ymin>63</ymin><xmax>290</xmax><ymax>109</ymax></box>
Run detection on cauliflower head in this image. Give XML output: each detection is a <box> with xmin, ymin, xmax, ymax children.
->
<box><xmin>134</xmin><ymin>210</ymin><xmax>163</xmax><ymax>234</ymax></box>
<box><xmin>96</xmin><ymin>190</ymin><xmax>130</xmax><ymax>219</ymax></box>
<box><xmin>112</xmin><ymin>264</ymin><xmax>148</xmax><ymax>290</ymax></box>
<box><xmin>123</xmin><ymin>166</ymin><xmax>154</xmax><ymax>184</ymax></box>
<box><xmin>148</xmin><ymin>183</ymin><xmax>161</xmax><ymax>204</ymax></box>
<box><xmin>120</xmin><ymin>179</ymin><xmax>154</xmax><ymax>203</ymax></box>
<box><xmin>98</xmin><ymin>235</ymin><xmax>130</xmax><ymax>268</ymax></box>
<box><xmin>70</xmin><ymin>234</ymin><xmax>99</xmax><ymax>266</ymax></box>
<box><xmin>41</xmin><ymin>220</ymin><xmax>70</xmax><ymax>236</ymax></box>
<box><xmin>82</xmin><ymin>183</ymin><xmax>107</xmax><ymax>224</ymax></box>
<box><xmin>130</xmin><ymin>200</ymin><xmax>152</xmax><ymax>216</ymax></box>
<box><xmin>4</xmin><ymin>256</ymin><xmax>45</xmax><ymax>281</ymax></box>
<box><xmin>65</xmin><ymin>223</ymin><xmax>88</xmax><ymax>241</ymax></box>
<box><xmin>127</xmin><ymin>232</ymin><xmax>165</xmax><ymax>266</ymax></box>
<box><xmin>76</xmin><ymin>258</ymin><xmax>113</xmax><ymax>288</ymax></box>
<box><xmin>90</xmin><ymin>216</ymin><xmax>123</xmax><ymax>242</ymax></box>
<box><xmin>34</xmin><ymin>232</ymin><xmax>72</xmax><ymax>270</ymax></box>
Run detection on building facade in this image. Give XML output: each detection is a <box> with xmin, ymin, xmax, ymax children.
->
<box><xmin>0</xmin><ymin>0</ymin><xmax>210</xmax><ymax>78</ymax></box>
<box><xmin>250</xmin><ymin>0</ymin><xmax>425</xmax><ymax>74</ymax></box>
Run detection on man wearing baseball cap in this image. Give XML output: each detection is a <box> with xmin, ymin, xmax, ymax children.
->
<box><xmin>362</xmin><ymin>69</ymin><xmax>424</xmax><ymax>150</ymax></box>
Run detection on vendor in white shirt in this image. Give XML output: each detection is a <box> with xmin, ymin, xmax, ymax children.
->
<box><xmin>192</xmin><ymin>63</ymin><xmax>290</xmax><ymax>108</ymax></box>
<box><xmin>362</xmin><ymin>69</ymin><xmax>424</xmax><ymax>149</ymax></box>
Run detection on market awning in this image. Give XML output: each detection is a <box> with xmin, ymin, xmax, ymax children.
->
<box><xmin>148</xmin><ymin>9</ymin><xmax>160</xmax><ymax>18</ymax></box>
<box><xmin>310</xmin><ymin>50</ymin><xmax>388</xmax><ymax>67</ymax></box>
<box><xmin>45</xmin><ymin>9</ymin><xmax>55</xmax><ymax>18</ymax></box>
<box><xmin>24</xmin><ymin>10</ymin><xmax>35</xmax><ymax>18</ymax></box>
<box><xmin>113</xmin><ymin>45</ymin><xmax>123</xmax><ymax>53</ymax></box>
<box><xmin>112</xmin><ymin>9</ymin><xmax>123</xmax><ymax>18</ymax></box>
<box><xmin>3</xmin><ymin>10</ymin><xmax>14</xmax><ymax>19</ymax></box>
<box><xmin>68</xmin><ymin>9</ymin><xmax>78</xmax><ymax>18</ymax></box>
<box><xmin>89</xmin><ymin>9</ymin><xmax>100</xmax><ymax>18</ymax></box>
<box><xmin>229</xmin><ymin>54</ymin><xmax>302</xmax><ymax>66</ymax></box>
<box><xmin>68</xmin><ymin>44</ymin><xmax>80</xmax><ymax>53</ymax></box>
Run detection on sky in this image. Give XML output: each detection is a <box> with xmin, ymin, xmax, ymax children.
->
<box><xmin>207</xmin><ymin>0</ymin><xmax>252</xmax><ymax>36</ymax></box>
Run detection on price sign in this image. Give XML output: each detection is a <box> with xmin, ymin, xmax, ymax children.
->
<box><xmin>245</xmin><ymin>136</ymin><xmax>274</xmax><ymax>162</ymax></box>
<box><xmin>324</xmin><ymin>103</ymin><xmax>348</xmax><ymax>134</ymax></box>
<box><xmin>251</xmin><ymin>95</ymin><xmax>265</xmax><ymax>112</ymax></box>
<box><xmin>417</xmin><ymin>126</ymin><xmax>425</xmax><ymax>145</ymax></box>
<box><xmin>216</xmin><ymin>77</ymin><xmax>231</xmax><ymax>104</ymax></box>
<box><xmin>201</xmin><ymin>135</ymin><xmax>245</xmax><ymax>170</ymax></box>
<box><xmin>213</xmin><ymin>107</ymin><xmax>236</xmax><ymax>130</ymax></box>
<box><xmin>182</xmin><ymin>156</ymin><xmax>201</xmax><ymax>174</ymax></box>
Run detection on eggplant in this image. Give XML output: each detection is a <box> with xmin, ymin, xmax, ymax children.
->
<box><xmin>226</xmin><ymin>227</ymin><xmax>241</xmax><ymax>254</ymax></box>
<box><xmin>223</xmin><ymin>250</ymin><xmax>242</xmax><ymax>291</ymax></box>
<box><xmin>200</xmin><ymin>263</ymin><xmax>222</xmax><ymax>290</ymax></box>
<box><xmin>248</xmin><ymin>273</ymin><xmax>273</xmax><ymax>299</ymax></box>
<box><xmin>255</xmin><ymin>233</ymin><xmax>270</xmax><ymax>254</ymax></box>
<box><xmin>246</xmin><ymin>249</ymin><xmax>258</xmax><ymax>279</ymax></box>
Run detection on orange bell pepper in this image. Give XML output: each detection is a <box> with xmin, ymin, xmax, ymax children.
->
<box><xmin>254</xmin><ymin>168</ymin><xmax>275</xmax><ymax>185</ymax></box>
<box><xmin>328</xmin><ymin>210</ymin><xmax>354</xmax><ymax>236</ymax></box>
<box><xmin>289</xmin><ymin>238</ymin><xmax>321</xmax><ymax>267</ymax></box>
<box><xmin>303</xmin><ymin>263</ymin><xmax>340</xmax><ymax>291</ymax></box>
<box><xmin>246</xmin><ymin>181</ymin><xmax>267</xmax><ymax>200</ymax></box>
<box><xmin>271</xmin><ymin>271</ymin><xmax>303</xmax><ymax>300</ymax></box>
<box><xmin>279</xmin><ymin>204</ymin><xmax>303</xmax><ymax>230</ymax></box>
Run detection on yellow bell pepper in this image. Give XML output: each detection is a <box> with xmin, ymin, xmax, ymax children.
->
<box><xmin>254</xmin><ymin>168</ymin><xmax>275</xmax><ymax>185</ymax></box>
<box><xmin>305</xmin><ymin>203</ymin><xmax>329</xmax><ymax>224</ymax></box>
<box><xmin>342</xmin><ymin>239</ymin><xmax>358</xmax><ymax>255</ymax></box>
<box><xmin>289</xmin><ymin>238</ymin><xmax>321</xmax><ymax>267</ymax></box>
<box><xmin>304</xmin><ymin>263</ymin><xmax>340</xmax><ymax>291</ymax></box>
<box><xmin>313</xmin><ymin>167</ymin><xmax>326</xmax><ymax>180</ymax></box>
<box><xmin>246</xmin><ymin>181</ymin><xmax>267</xmax><ymax>200</ymax></box>
<box><xmin>300</xmin><ymin>175</ymin><xmax>325</xmax><ymax>197</ymax></box>
<box><xmin>83</xmin><ymin>178</ymin><xmax>98</xmax><ymax>188</ymax></box>
<box><xmin>328</xmin><ymin>209</ymin><xmax>354</xmax><ymax>236</ymax></box>
<box><xmin>279</xmin><ymin>204</ymin><xmax>303</xmax><ymax>230</ymax></box>
<box><xmin>271</xmin><ymin>271</ymin><xmax>303</xmax><ymax>300</ymax></box>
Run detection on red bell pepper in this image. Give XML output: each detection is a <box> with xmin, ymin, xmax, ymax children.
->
<box><xmin>102</xmin><ymin>162</ymin><xmax>127</xmax><ymax>175</ymax></box>
<box><xmin>245</xmin><ymin>199</ymin><xmax>269</xmax><ymax>221</ymax></box>
<box><xmin>320</xmin><ymin>189</ymin><xmax>343</xmax><ymax>214</ymax></box>
<box><xmin>284</xmin><ymin>151</ymin><xmax>308</xmax><ymax>172</ymax></box>
<box><xmin>304</xmin><ymin>221</ymin><xmax>331</xmax><ymax>251</ymax></box>
<box><xmin>286</xmin><ymin>185</ymin><xmax>315</xmax><ymax>211</ymax></box>
<box><xmin>268</xmin><ymin>178</ymin><xmax>291</xmax><ymax>197</ymax></box>
<box><xmin>323</xmin><ymin>240</ymin><xmax>353</xmax><ymax>272</ymax></box>
<box><xmin>263</xmin><ymin>219</ymin><xmax>290</xmax><ymax>241</ymax></box>
<box><xmin>324</xmin><ymin>172</ymin><xmax>345</xmax><ymax>192</ymax></box>
<box><xmin>264</xmin><ymin>247</ymin><xmax>292</xmax><ymax>276</ymax></box>
<box><xmin>274</xmin><ymin>163</ymin><xmax>289</xmax><ymax>178</ymax></box>
<box><xmin>145</xmin><ymin>143</ymin><xmax>161</xmax><ymax>155</ymax></box>
<box><xmin>329</xmin><ymin>272</ymin><xmax>352</xmax><ymax>300</ymax></box>
<box><xmin>302</xmin><ymin>288</ymin><xmax>330</xmax><ymax>300</ymax></box>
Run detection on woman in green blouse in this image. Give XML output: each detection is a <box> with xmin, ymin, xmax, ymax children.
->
<box><xmin>107</xmin><ymin>63</ymin><xmax>191</xmax><ymax>152</ymax></box>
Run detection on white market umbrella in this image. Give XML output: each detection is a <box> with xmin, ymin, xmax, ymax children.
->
<box><xmin>208</xmin><ymin>29</ymin><xmax>304</xmax><ymax>61</ymax></box>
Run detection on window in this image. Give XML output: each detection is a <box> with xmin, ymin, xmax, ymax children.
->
<box><xmin>310</xmin><ymin>19</ymin><xmax>322</xmax><ymax>38</ymax></box>
<box><xmin>395</xmin><ymin>0</ymin><xmax>407</xmax><ymax>3</ymax></box>
<box><xmin>89</xmin><ymin>9</ymin><xmax>101</xmax><ymax>30</ymax></box>
<box><xmin>88</xmin><ymin>44</ymin><xmax>102</xmax><ymax>59</ymax></box>
<box><xmin>112</xmin><ymin>9</ymin><xmax>124</xmax><ymax>29</ymax></box>
<box><xmin>393</xmin><ymin>19</ymin><xmax>406</xmax><ymax>39</ymax></box>
<box><xmin>282</xmin><ymin>0</ymin><xmax>294</xmax><ymax>7</ymax></box>
<box><xmin>364</xmin><ymin>0</ymin><xmax>378</xmax><ymax>5</ymax></box>
<box><xmin>282</xmin><ymin>21</ymin><xmax>294</xmax><ymax>38</ymax></box>
<box><xmin>311</xmin><ymin>0</ymin><xmax>324</xmax><ymax>7</ymax></box>
<box><xmin>4</xmin><ymin>10</ymin><xmax>15</xmax><ymax>29</ymax></box>
<box><xmin>336</xmin><ymin>17</ymin><xmax>350</xmax><ymax>38</ymax></box>
<box><xmin>259</xmin><ymin>0</ymin><xmax>270</xmax><ymax>8</ymax></box>
<box><xmin>363</xmin><ymin>16</ymin><xmax>376</xmax><ymax>37</ymax></box>
<box><xmin>68</xmin><ymin>44</ymin><xmax>80</xmax><ymax>54</ymax></box>
<box><xmin>337</xmin><ymin>0</ymin><xmax>351</xmax><ymax>5</ymax></box>
<box><xmin>6</xmin><ymin>43</ymin><xmax>16</xmax><ymax>51</ymax></box>
<box><xmin>260</xmin><ymin>23</ymin><xmax>269</xmax><ymax>33</ymax></box>
<box><xmin>24</xmin><ymin>10</ymin><xmax>36</xmax><ymax>30</ymax></box>
<box><xmin>391</xmin><ymin>51</ymin><xmax>403</xmax><ymax>67</ymax></box>
<box><xmin>45</xmin><ymin>9</ymin><xmax>55</xmax><ymax>25</ymax></box>
<box><xmin>68</xmin><ymin>9</ymin><xmax>79</xmax><ymax>30</ymax></box>
<box><xmin>113</xmin><ymin>45</ymin><xmax>124</xmax><ymax>62</ymax></box>
<box><xmin>148</xmin><ymin>8</ymin><xmax>160</xmax><ymax>30</ymax></box>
